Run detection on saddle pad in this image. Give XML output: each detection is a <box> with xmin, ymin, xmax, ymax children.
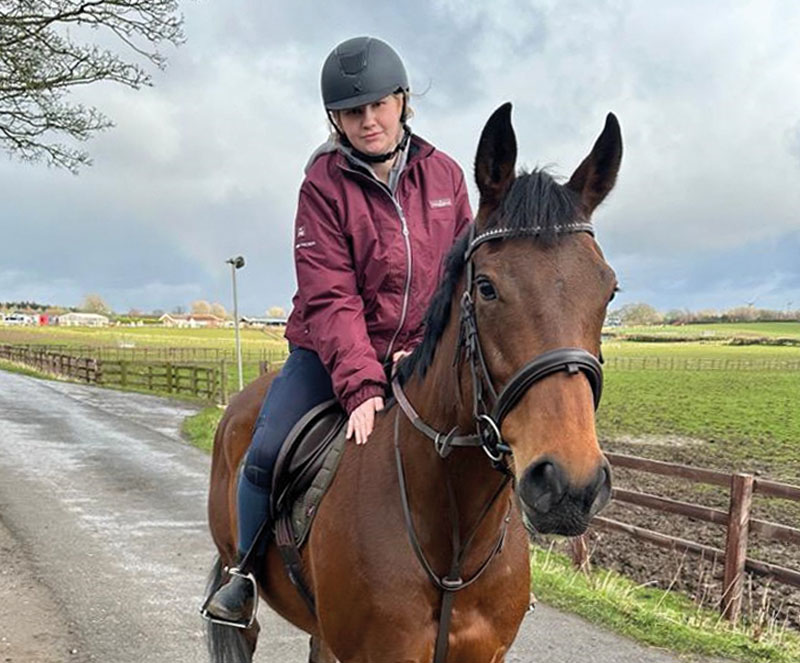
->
<box><xmin>289</xmin><ymin>425</ymin><xmax>347</xmax><ymax>546</ymax></box>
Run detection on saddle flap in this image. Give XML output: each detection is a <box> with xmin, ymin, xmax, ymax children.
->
<box><xmin>272</xmin><ymin>398</ymin><xmax>347</xmax><ymax>515</ymax></box>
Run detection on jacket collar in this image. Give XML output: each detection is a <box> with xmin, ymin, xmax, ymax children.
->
<box><xmin>335</xmin><ymin>133</ymin><xmax>435</xmax><ymax>175</ymax></box>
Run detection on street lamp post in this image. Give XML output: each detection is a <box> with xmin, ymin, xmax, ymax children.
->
<box><xmin>226</xmin><ymin>255</ymin><xmax>245</xmax><ymax>391</ymax></box>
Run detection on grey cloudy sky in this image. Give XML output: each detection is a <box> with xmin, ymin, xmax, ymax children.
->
<box><xmin>2</xmin><ymin>0</ymin><xmax>799</xmax><ymax>316</ymax></box>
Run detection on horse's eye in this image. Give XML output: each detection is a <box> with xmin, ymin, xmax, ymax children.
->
<box><xmin>476</xmin><ymin>278</ymin><xmax>497</xmax><ymax>301</ymax></box>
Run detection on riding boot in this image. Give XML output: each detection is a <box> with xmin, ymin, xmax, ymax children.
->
<box><xmin>203</xmin><ymin>561</ymin><xmax>256</xmax><ymax>623</ymax></box>
<box><xmin>204</xmin><ymin>473</ymin><xmax>272</xmax><ymax>624</ymax></box>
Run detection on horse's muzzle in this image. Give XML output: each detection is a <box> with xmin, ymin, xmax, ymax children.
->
<box><xmin>516</xmin><ymin>457</ymin><xmax>611</xmax><ymax>536</ymax></box>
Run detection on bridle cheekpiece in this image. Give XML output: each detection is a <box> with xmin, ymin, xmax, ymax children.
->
<box><xmin>392</xmin><ymin>220</ymin><xmax>604</xmax><ymax>472</ymax></box>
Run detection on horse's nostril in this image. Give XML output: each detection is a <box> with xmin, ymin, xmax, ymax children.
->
<box><xmin>588</xmin><ymin>464</ymin><xmax>612</xmax><ymax>517</ymax></box>
<box><xmin>520</xmin><ymin>460</ymin><xmax>567</xmax><ymax>514</ymax></box>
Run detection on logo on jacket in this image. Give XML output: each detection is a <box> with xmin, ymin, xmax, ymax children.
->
<box><xmin>297</xmin><ymin>225</ymin><xmax>306</xmax><ymax>238</ymax></box>
<box><xmin>429</xmin><ymin>198</ymin><xmax>452</xmax><ymax>209</ymax></box>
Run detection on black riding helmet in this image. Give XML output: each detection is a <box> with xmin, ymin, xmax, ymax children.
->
<box><xmin>321</xmin><ymin>36</ymin><xmax>411</xmax><ymax>163</ymax></box>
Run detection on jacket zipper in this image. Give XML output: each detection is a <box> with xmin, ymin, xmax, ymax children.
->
<box><xmin>341</xmin><ymin>167</ymin><xmax>413</xmax><ymax>362</ymax></box>
<box><xmin>385</xmin><ymin>198</ymin><xmax>412</xmax><ymax>361</ymax></box>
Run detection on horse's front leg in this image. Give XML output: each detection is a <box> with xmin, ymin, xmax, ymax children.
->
<box><xmin>309</xmin><ymin>635</ymin><xmax>338</xmax><ymax>663</ymax></box>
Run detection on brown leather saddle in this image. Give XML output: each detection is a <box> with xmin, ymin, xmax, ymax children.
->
<box><xmin>268</xmin><ymin>399</ymin><xmax>347</xmax><ymax>614</ymax></box>
<box><xmin>270</xmin><ymin>398</ymin><xmax>347</xmax><ymax>518</ymax></box>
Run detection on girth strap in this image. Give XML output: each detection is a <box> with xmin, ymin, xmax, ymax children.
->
<box><xmin>274</xmin><ymin>515</ymin><xmax>316</xmax><ymax>616</ymax></box>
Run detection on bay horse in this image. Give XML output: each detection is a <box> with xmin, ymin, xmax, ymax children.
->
<box><xmin>205</xmin><ymin>103</ymin><xmax>622</xmax><ymax>663</ymax></box>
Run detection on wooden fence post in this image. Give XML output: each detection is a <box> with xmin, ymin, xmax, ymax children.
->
<box><xmin>166</xmin><ymin>363</ymin><xmax>173</xmax><ymax>393</ymax></box>
<box><xmin>219</xmin><ymin>359</ymin><xmax>228</xmax><ymax>405</ymax></box>
<box><xmin>722</xmin><ymin>473</ymin><xmax>754</xmax><ymax>623</ymax></box>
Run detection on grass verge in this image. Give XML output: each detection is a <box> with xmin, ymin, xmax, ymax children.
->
<box><xmin>531</xmin><ymin>546</ymin><xmax>800</xmax><ymax>663</ymax></box>
<box><xmin>0</xmin><ymin>358</ymin><xmax>61</xmax><ymax>381</ymax></box>
<box><xmin>181</xmin><ymin>406</ymin><xmax>223</xmax><ymax>453</ymax></box>
<box><xmin>0</xmin><ymin>359</ymin><xmax>215</xmax><ymax>407</ymax></box>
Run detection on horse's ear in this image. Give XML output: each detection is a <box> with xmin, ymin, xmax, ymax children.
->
<box><xmin>474</xmin><ymin>102</ymin><xmax>517</xmax><ymax>218</ymax></box>
<box><xmin>566</xmin><ymin>113</ymin><xmax>622</xmax><ymax>216</ymax></box>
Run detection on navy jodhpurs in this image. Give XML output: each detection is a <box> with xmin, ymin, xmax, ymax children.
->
<box><xmin>243</xmin><ymin>346</ymin><xmax>335</xmax><ymax>491</ymax></box>
<box><xmin>236</xmin><ymin>346</ymin><xmax>335</xmax><ymax>556</ymax></box>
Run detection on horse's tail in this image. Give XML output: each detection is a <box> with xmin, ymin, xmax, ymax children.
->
<box><xmin>204</xmin><ymin>555</ymin><xmax>254</xmax><ymax>663</ymax></box>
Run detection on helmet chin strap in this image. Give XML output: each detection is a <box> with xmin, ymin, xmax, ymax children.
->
<box><xmin>328</xmin><ymin>95</ymin><xmax>411</xmax><ymax>164</ymax></box>
<box><xmin>344</xmin><ymin>124</ymin><xmax>411</xmax><ymax>163</ymax></box>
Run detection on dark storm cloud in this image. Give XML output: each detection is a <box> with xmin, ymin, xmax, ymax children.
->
<box><xmin>2</xmin><ymin>1</ymin><xmax>800</xmax><ymax>315</ymax></box>
<box><xmin>608</xmin><ymin>230</ymin><xmax>800</xmax><ymax>311</ymax></box>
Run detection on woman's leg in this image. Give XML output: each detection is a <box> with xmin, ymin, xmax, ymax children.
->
<box><xmin>239</xmin><ymin>347</ymin><xmax>334</xmax><ymax>554</ymax></box>
<box><xmin>205</xmin><ymin>348</ymin><xmax>334</xmax><ymax>622</ymax></box>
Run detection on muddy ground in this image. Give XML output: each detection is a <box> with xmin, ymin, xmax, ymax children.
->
<box><xmin>547</xmin><ymin>434</ymin><xmax>800</xmax><ymax>632</ymax></box>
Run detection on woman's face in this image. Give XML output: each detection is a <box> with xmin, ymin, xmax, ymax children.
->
<box><xmin>335</xmin><ymin>94</ymin><xmax>404</xmax><ymax>155</ymax></box>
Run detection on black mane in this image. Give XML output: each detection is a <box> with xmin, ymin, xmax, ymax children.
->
<box><xmin>397</xmin><ymin>169</ymin><xmax>581</xmax><ymax>382</ymax></box>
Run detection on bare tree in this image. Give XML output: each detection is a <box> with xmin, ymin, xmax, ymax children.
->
<box><xmin>614</xmin><ymin>302</ymin><xmax>662</xmax><ymax>326</ymax></box>
<box><xmin>191</xmin><ymin>299</ymin><xmax>211</xmax><ymax>315</ymax></box>
<box><xmin>266</xmin><ymin>306</ymin><xmax>287</xmax><ymax>318</ymax></box>
<box><xmin>0</xmin><ymin>1</ymin><xmax>184</xmax><ymax>172</ymax></box>
<box><xmin>81</xmin><ymin>293</ymin><xmax>110</xmax><ymax>314</ymax></box>
<box><xmin>211</xmin><ymin>302</ymin><xmax>228</xmax><ymax>319</ymax></box>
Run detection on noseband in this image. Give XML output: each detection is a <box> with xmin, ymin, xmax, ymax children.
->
<box><xmin>392</xmin><ymin>220</ymin><xmax>604</xmax><ymax>469</ymax></box>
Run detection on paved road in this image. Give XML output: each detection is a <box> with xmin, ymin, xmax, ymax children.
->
<box><xmin>0</xmin><ymin>370</ymin><xmax>717</xmax><ymax>662</ymax></box>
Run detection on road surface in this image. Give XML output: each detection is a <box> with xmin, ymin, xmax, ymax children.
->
<box><xmin>0</xmin><ymin>370</ymin><xmax>720</xmax><ymax>662</ymax></box>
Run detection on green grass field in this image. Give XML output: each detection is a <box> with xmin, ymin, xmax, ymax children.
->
<box><xmin>0</xmin><ymin>324</ymin><xmax>289</xmax><ymax>351</ymax></box>
<box><xmin>604</xmin><ymin>340</ymin><xmax>800</xmax><ymax>360</ymax></box>
<box><xmin>609</xmin><ymin>321</ymin><xmax>800</xmax><ymax>340</ymax></box>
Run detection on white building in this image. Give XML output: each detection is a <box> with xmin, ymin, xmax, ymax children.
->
<box><xmin>57</xmin><ymin>312</ymin><xmax>110</xmax><ymax>327</ymax></box>
<box><xmin>1</xmin><ymin>313</ymin><xmax>37</xmax><ymax>326</ymax></box>
<box><xmin>159</xmin><ymin>313</ymin><xmax>225</xmax><ymax>328</ymax></box>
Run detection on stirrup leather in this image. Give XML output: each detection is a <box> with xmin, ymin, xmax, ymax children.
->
<box><xmin>199</xmin><ymin>566</ymin><xmax>259</xmax><ymax>629</ymax></box>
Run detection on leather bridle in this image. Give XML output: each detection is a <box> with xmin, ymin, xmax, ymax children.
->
<box><xmin>390</xmin><ymin>219</ymin><xmax>606</xmax><ymax>663</ymax></box>
<box><xmin>392</xmin><ymin>220</ymin><xmax>605</xmax><ymax>470</ymax></box>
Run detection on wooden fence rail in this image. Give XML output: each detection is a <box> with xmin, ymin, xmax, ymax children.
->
<box><xmin>572</xmin><ymin>452</ymin><xmax>800</xmax><ymax>623</ymax></box>
<box><xmin>4</xmin><ymin>343</ymin><xmax>288</xmax><ymax>365</ymax></box>
<box><xmin>0</xmin><ymin>344</ymin><xmax>226</xmax><ymax>404</ymax></box>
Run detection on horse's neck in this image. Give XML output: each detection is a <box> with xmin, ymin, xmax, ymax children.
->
<box><xmin>399</xmin><ymin>322</ymin><xmax>510</xmax><ymax>564</ymax></box>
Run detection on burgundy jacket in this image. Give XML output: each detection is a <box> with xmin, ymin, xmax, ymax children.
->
<box><xmin>284</xmin><ymin>135</ymin><xmax>472</xmax><ymax>414</ymax></box>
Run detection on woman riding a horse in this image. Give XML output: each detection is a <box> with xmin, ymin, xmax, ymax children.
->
<box><xmin>204</xmin><ymin>35</ymin><xmax>473</xmax><ymax>624</ymax></box>
<box><xmin>205</xmin><ymin>30</ymin><xmax>622</xmax><ymax>662</ymax></box>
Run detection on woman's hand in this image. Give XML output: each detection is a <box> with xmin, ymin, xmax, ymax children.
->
<box><xmin>347</xmin><ymin>352</ymin><xmax>410</xmax><ymax>445</ymax></box>
<box><xmin>346</xmin><ymin>396</ymin><xmax>385</xmax><ymax>445</ymax></box>
<box><xmin>391</xmin><ymin>350</ymin><xmax>412</xmax><ymax>377</ymax></box>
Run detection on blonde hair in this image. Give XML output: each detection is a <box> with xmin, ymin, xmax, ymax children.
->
<box><xmin>327</xmin><ymin>92</ymin><xmax>414</xmax><ymax>144</ymax></box>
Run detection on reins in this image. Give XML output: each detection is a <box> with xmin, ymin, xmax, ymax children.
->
<box><xmin>392</xmin><ymin>410</ymin><xmax>512</xmax><ymax>663</ymax></box>
<box><xmin>391</xmin><ymin>220</ymin><xmax>605</xmax><ymax>663</ymax></box>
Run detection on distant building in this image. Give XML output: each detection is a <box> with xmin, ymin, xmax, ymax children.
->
<box><xmin>241</xmin><ymin>316</ymin><xmax>288</xmax><ymax>328</ymax></box>
<box><xmin>56</xmin><ymin>312</ymin><xmax>110</xmax><ymax>327</ymax></box>
<box><xmin>1</xmin><ymin>313</ymin><xmax>37</xmax><ymax>326</ymax></box>
<box><xmin>159</xmin><ymin>313</ymin><xmax>225</xmax><ymax>328</ymax></box>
